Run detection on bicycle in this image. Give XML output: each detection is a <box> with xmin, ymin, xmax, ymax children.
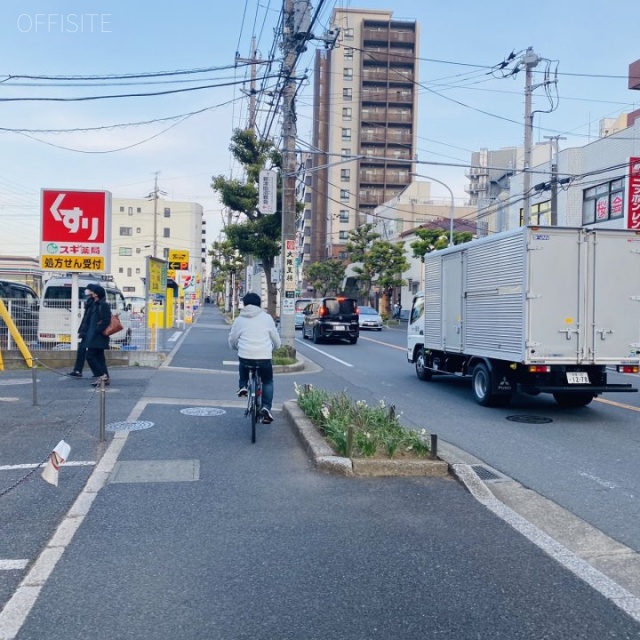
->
<box><xmin>244</xmin><ymin>365</ymin><xmax>263</xmax><ymax>444</ymax></box>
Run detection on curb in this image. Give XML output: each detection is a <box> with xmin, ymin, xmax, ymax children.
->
<box><xmin>282</xmin><ymin>400</ymin><xmax>449</xmax><ymax>477</ymax></box>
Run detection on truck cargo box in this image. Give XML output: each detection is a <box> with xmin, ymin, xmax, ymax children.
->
<box><xmin>423</xmin><ymin>226</ymin><xmax>640</xmax><ymax>366</ymax></box>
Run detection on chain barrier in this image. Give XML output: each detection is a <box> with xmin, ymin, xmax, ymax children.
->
<box><xmin>0</xmin><ymin>364</ymin><xmax>100</xmax><ymax>499</ymax></box>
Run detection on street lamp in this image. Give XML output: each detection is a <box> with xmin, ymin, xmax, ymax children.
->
<box><xmin>410</xmin><ymin>172</ymin><xmax>455</xmax><ymax>247</ymax></box>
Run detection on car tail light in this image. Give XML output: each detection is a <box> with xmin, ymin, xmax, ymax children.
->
<box><xmin>528</xmin><ymin>365</ymin><xmax>551</xmax><ymax>373</ymax></box>
<box><xmin>618</xmin><ymin>365</ymin><xmax>640</xmax><ymax>374</ymax></box>
<box><xmin>319</xmin><ymin>307</ymin><xmax>327</xmax><ymax>317</ymax></box>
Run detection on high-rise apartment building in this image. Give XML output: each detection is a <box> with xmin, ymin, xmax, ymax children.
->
<box><xmin>307</xmin><ymin>8</ymin><xmax>419</xmax><ymax>267</ymax></box>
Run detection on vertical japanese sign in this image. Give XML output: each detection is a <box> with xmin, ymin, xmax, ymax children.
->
<box><xmin>628</xmin><ymin>157</ymin><xmax>640</xmax><ymax>230</ymax></box>
<box><xmin>283</xmin><ymin>238</ymin><xmax>296</xmax><ymax>314</ymax></box>
<box><xmin>40</xmin><ymin>189</ymin><xmax>111</xmax><ymax>272</ymax></box>
<box><xmin>259</xmin><ymin>170</ymin><xmax>277</xmax><ymax>214</ymax></box>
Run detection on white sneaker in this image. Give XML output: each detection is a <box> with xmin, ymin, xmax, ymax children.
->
<box><xmin>260</xmin><ymin>408</ymin><xmax>273</xmax><ymax>423</ymax></box>
<box><xmin>237</xmin><ymin>387</ymin><xmax>248</xmax><ymax>397</ymax></box>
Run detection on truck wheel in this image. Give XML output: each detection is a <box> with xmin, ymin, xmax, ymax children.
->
<box><xmin>553</xmin><ymin>392</ymin><xmax>594</xmax><ymax>407</ymax></box>
<box><xmin>415</xmin><ymin>348</ymin><xmax>433</xmax><ymax>381</ymax></box>
<box><xmin>472</xmin><ymin>363</ymin><xmax>494</xmax><ymax>406</ymax></box>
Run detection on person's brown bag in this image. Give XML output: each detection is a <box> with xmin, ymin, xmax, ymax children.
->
<box><xmin>102</xmin><ymin>314</ymin><xmax>123</xmax><ymax>337</ymax></box>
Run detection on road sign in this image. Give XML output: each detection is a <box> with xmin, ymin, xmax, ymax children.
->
<box><xmin>259</xmin><ymin>170</ymin><xmax>277</xmax><ymax>214</ymax></box>
<box><xmin>168</xmin><ymin>249</ymin><xmax>189</xmax><ymax>270</ymax></box>
<box><xmin>40</xmin><ymin>189</ymin><xmax>111</xmax><ymax>272</ymax></box>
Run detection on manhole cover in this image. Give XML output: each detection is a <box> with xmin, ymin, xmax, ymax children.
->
<box><xmin>106</xmin><ymin>421</ymin><xmax>155</xmax><ymax>432</ymax></box>
<box><xmin>180</xmin><ymin>407</ymin><xmax>227</xmax><ymax>417</ymax></box>
<box><xmin>506</xmin><ymin>415</ymin><xmax>553</xmax><ymax>424</ymax></box>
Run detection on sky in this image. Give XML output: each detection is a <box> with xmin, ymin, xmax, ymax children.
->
<box><xmin>0</xmin><ymin>0</ymin><xmax>638</xmax><ymax>258</ymax></box>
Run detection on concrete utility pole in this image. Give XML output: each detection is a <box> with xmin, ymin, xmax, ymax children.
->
<box><xmin>151</xmin><ymin>171</ymin><xmax>160</xmax><ymax>258</ymax></box>
<box><xmin>237</xmin><ymin>37</ymin><xmax>263</xmax><ymax>131</ymax></box>
<box><xmin>279</xmin><ymin>0</ymin><xmax>301</xmax><ymax>352</ymax></box>
<box><xmin>522</xmin><ymin>47</ymin><xmax>539</xmax><ymax>226</ymax></box>
<box><xmin>543</xmin><ymin>135</ymin><xmax>566</xmax><ymax>226</ymax></box>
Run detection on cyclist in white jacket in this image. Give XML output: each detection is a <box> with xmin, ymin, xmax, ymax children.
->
<box><xmin>228</xmin><ymin>292</ymin><xmax>281</xmax><ymax>423</ymax></box>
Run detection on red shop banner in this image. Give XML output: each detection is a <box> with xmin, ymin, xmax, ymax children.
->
<box><xmin>628</xmin><ymin>157</ymin><xmax>640</xmax><ymax>230</ymax></box>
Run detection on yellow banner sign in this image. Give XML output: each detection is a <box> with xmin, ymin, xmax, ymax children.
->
<box><xmin>41</xmin><ymin>255</ymin><xmax>105</xmax><ymax>271</ymax></box>
<box><xmin>168</xmin><ymin>249</ymin><xmax>189</xmax><ymax>271</ymax></box>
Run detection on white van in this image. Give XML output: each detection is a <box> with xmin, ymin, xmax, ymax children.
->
<box><xmin>38</xmin><ymin>274</ymin><xmax>132</xmax><ymax>346</ymax></box>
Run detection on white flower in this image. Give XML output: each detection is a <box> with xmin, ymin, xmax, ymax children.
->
<box><xmin>321</xmin><ymin>405</ymin><xmax>330</xmax><ymax>420</ymax></box>
<box><xmin>378</xmin><ymin>399</ymin><xmax>386</xmax><ymax>409</ymax></box>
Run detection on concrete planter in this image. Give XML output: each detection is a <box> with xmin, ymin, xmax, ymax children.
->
<box><xmin>282</xmin><ymin>400</ymin><xmax>450</xmax><ymax>478</ymax></box>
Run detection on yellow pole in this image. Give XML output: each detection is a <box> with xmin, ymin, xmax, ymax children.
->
<box><xmin>0</xmin><ymin>347</ymin><xmax>4</xmax><ymax>371</ymax></box>
<box><xmin>0</xmin><ymin>299</ymin><xmax>33</xmax><ymax>367</ymax></box>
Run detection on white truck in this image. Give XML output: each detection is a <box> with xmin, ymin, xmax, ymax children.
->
<box><xmin>407</xmin><ymin>226</ymin><xmax>640</xmax><ymax>407</ymax></box>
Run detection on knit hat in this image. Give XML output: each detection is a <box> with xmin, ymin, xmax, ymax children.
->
<box><xmin>91</xmin><ymin>284</ymin><xmax>106</xmax><ymax>299</ymax></box>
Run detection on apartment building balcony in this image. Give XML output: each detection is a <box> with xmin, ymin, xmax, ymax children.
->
<box><xmin>465</xmin><ymin>167</ymin><xmax>489</xmax><ymax>179</ymax></box>
<box><xmin>360</xmin><ymin>146</ymin><xmax>411</xmax><ymax>161</ymax></box>
<box><xmin>363</xmin><ymin>69</ymin><xmax>414</xmax><ymax>84</ymax></box>
<box><xmin>464</xmin><ymin>181</ymin><xmax>488</xmax><ymax>196</ymax></box>
<box><xmin>362</xmin><ymin>27</ymin><xmax>416</xmax><ymax>46</ymax></box>
<box><xmin>363</xmin><ymin>49</ymin><xmax>416</xmax><ymax>65</ymax></box>
<box><xmin>361</xmin><ymin>88</ymin><xmax>414</xmax><ymax>104</ymax></box>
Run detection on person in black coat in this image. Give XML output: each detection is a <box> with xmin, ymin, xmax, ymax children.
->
<box><xmin>84</xmin><ymin>284</ymin><xmax>112</xmax><ymax>386</ymax></box>
<box><xmin>68</xmin><ymin>290</ymin><xmax>95</xmax><ymax>378</ymax></box>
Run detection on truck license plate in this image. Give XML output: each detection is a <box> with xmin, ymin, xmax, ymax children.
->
<box><xmin>567</xmin><ymin>372</ymin><xmax>589</xmax><ymax>384</ymax></box>
<box><xmin>334</xmin><ymin>325</ymin><xmax>346</xmax><ymax>331</ymax></box>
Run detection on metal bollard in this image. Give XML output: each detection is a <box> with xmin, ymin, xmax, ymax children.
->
<box><xmin>429</xmin><ymin>433</ymin><xmax>438</xmax><ymax>459</ymax></box>
<box><xmin>31</xmin><ymin>362</ymin><xmax>38</xmax><ymax>406</ymax></box>
<box><xmin>99</xmin><ymin>379</ymin><xmax>106</xmax><ymax>442</ymax></box>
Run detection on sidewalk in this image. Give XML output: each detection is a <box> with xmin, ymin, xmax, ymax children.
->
<box><xmin>1</xmin><ymin>305</ymin><xmax>640</xmax><ymax>639</ymax></box>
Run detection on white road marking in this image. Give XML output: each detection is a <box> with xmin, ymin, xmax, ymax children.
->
<box><xmin>0</xmin><ymin>461</ymin><xmax>95</xmax><ymax>472</ymax></box>
<box><xmin>167</xmin><ymin>332</ymin><xmax>182</xmax><ymax>342</ymax></box>
<box><xmin>0</xmin><ymin>560</ymin><xmax>28</xmax><ymax>571</ymax></box>
<box><xmin>578</xmin><ymin>471</ymin><xmax>618</xmax><ymax>490</ymax></box>
<box><xmin>295</xmin><ymin>341</ymin><xmax>353</xmax><ymax>366</ymax></box>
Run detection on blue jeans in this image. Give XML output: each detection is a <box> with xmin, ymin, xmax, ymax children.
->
<box><xmin>238</xmin><ymin>357</ymin><xmax>274</xmax><ymax>410</ymax></box>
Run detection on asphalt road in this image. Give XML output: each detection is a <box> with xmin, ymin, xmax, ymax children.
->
<box><xmin>1</xmin><ymin>305</ymin><xmax>640</xmax><ymax>639</ymax></box>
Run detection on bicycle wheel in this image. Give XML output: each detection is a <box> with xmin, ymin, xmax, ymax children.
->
<box><xmin>249</xmin><ymin>375</ymin><xmax>257</xmax><ymax>444</ymax></box>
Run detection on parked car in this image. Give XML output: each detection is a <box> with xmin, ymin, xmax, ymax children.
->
<box><xmin>295</xmin><ymin>298</ymin><xmax>313</xmax><ymax>330</ymax></box>
<box><xmin>358</xmin><ymin>306</ymin><xmax>383</xmax><ymax>331</ymax></box>
<box><xmin>0</xmin><ymin>279</ymin><xmax>40</xmax><ymax>346</ymax></box>
<box><xmin>302</xmin><ymin>297</ymin><xmax>359</xmax><ymax>344</ymax></box>
<box><xmin>399</xmin><ymin>309</ymin><xmax>410</xmax><ymax>322</ymax></box>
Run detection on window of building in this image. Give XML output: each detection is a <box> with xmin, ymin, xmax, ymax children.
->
<box><xmin>135</xmin><ymin>268</ymin><xmax>141</xmax><ymax>274</ymax></box>
<box><xmin>127</xmin><ymin>268</ymin><xmax>132</xmax><ymax>277</ymax></box>
<box><xmin>343</xmin><ymin>88</ymin><xmax>352</xmax><ymax>101</ymax></box>
<box><xmin>342</xmin><ymin>107</ymin><xmax>352</xmax><ymax>121</ymax></box>
<box><xmin>163</xmin><ymin>248</ymin><xmax>169</xmax><ymax>259</ymax></box>
<box><xmin>118</xmin><ymin>267</ymin><xmax>124</xmax><ymax>273</ymax></box>
<box><xmin>343</xmin><ymin>68</ymin><xmax>353</xmax><ymax>81</ymax></box>
<box><xmin>119</xmin><ymin>247</ymin><xmax>133</xmax><ymax>256</ymax></box>
<box><xmin>344</xmin><ymin>47</ymin><xmax>354</xmax><ymax>60</ymax></box>
<box><xmin>136</xmin><ymin>227</ymin><xmax>141</xmax><ymax>233</ymax></box>
<box><xmin>119</xmin><ymin>206</ymin><xmax>124</xmax><ymax>212</ymax></box>
<box><xmin>338</xmin><ymin>251</ymin><xmax>348</xmax><ymax>260</ymax></box>
<box><xmin>582</xmin><ymin>178</ymin><xmax>625</xmax><ymax>225</ymax></box>
<box><xmin>339</xmin><ymin>231</ymin><xmax>349</xmax><ymax>240</ymax></box>
<box><xmin>519</xmin><ymin>200</ymin><xmax>551</xmax><ymax>226</ymax></box>
<box><xmin>163</xmin><ymin>228</ymin><xmax>170</xmax><ymax>238</ymax></box>
<box><xmin>136</xmin><ymin>248</ymin><xmax>141</xmax><ymax>254</ymax></box>
<box><xmin>341</xmin><ymin>128</ymin><xmax>351</xmax><ymax>142</ymax></box>
<box><xmin>164</xmin><ymin>207</ymin><xmax>171</xmax><ymax>218</ymax></box>
<box><xmin>340</xmin><ymin>189</ymin><xmax>350</xmax><ymax>200</ymax></box>
<box><xmin>136</xmin><ymin>207</ymin><xmax>142</xmax><ymax>213</ymax></box>
<box><xmin>119</xmin><ymin>227</ymin><xmax>132</xmax><ymax>236</ymax></box>
<box><xmin>342</xmin><ymin>148</ymin><xmax>351</xmax><ymax>157</ymax></box>
<box><xmin>340</xmin><ymin>169</ymin><xmax>350</xmax><ymax>182</ymax></box>
<box><xmin>339</xmin><ymin>210</ymin><xmax>349</xmax><ymax>223</ymax></box>
<box><xmin>128</xmin><ymin>207</ymin><xmax>133</xmax><ymax>215</ymax></box>
<box><xmin>123</xmin><ymin>286</ymin><xmax>136</xmax><ymax>292</ymax></box>
<box><xmin>343</xmin><ymin>28</ymin><xmax>354</xmax><ymax>41</ymax></box>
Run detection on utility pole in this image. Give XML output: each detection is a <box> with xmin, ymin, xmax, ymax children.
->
<box><xmin>522</xmin><ymin>47</ymin><xmax>539</xmax><ymax>226</ymax></box>
<box><xmin>237</xmin><ymin>37</ymin><xmax>263</xmax><ymax>130</ymax></box>
<box><xmin>543</xmin><ymin>135</ymin><xmax>566</xmax><ymax>226</ymax></box>
<box><xmin>278</xmin><ymin>0</ymin><xmax>302</xmax><ymax>353</ymax></box>
<box><xmin>151</xmin><ymin>171</ymin><xmax>160</xmax><ymax>258</ymax></box>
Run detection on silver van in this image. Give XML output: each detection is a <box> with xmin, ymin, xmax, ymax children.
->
<box><xmin>38</xmin><ymin>275</ymin><xmax>132</xmax><ymax>346</ymax></box>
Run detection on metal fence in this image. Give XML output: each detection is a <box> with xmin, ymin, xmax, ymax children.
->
<box><xmin>0</xmin><ymin>297</ymin><xmax>162</xmax><ymax>352</ymax></box>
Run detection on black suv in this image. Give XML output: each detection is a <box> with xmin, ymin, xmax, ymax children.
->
<box><xmin>302</xmin><ymin>297</ymin><xmax>359</xmax><ymax>344</ymax></box>
<box><xmin>0</xmin><ymin>280</ymin><xmax>40</xmax><ymax>346</ymax></box>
